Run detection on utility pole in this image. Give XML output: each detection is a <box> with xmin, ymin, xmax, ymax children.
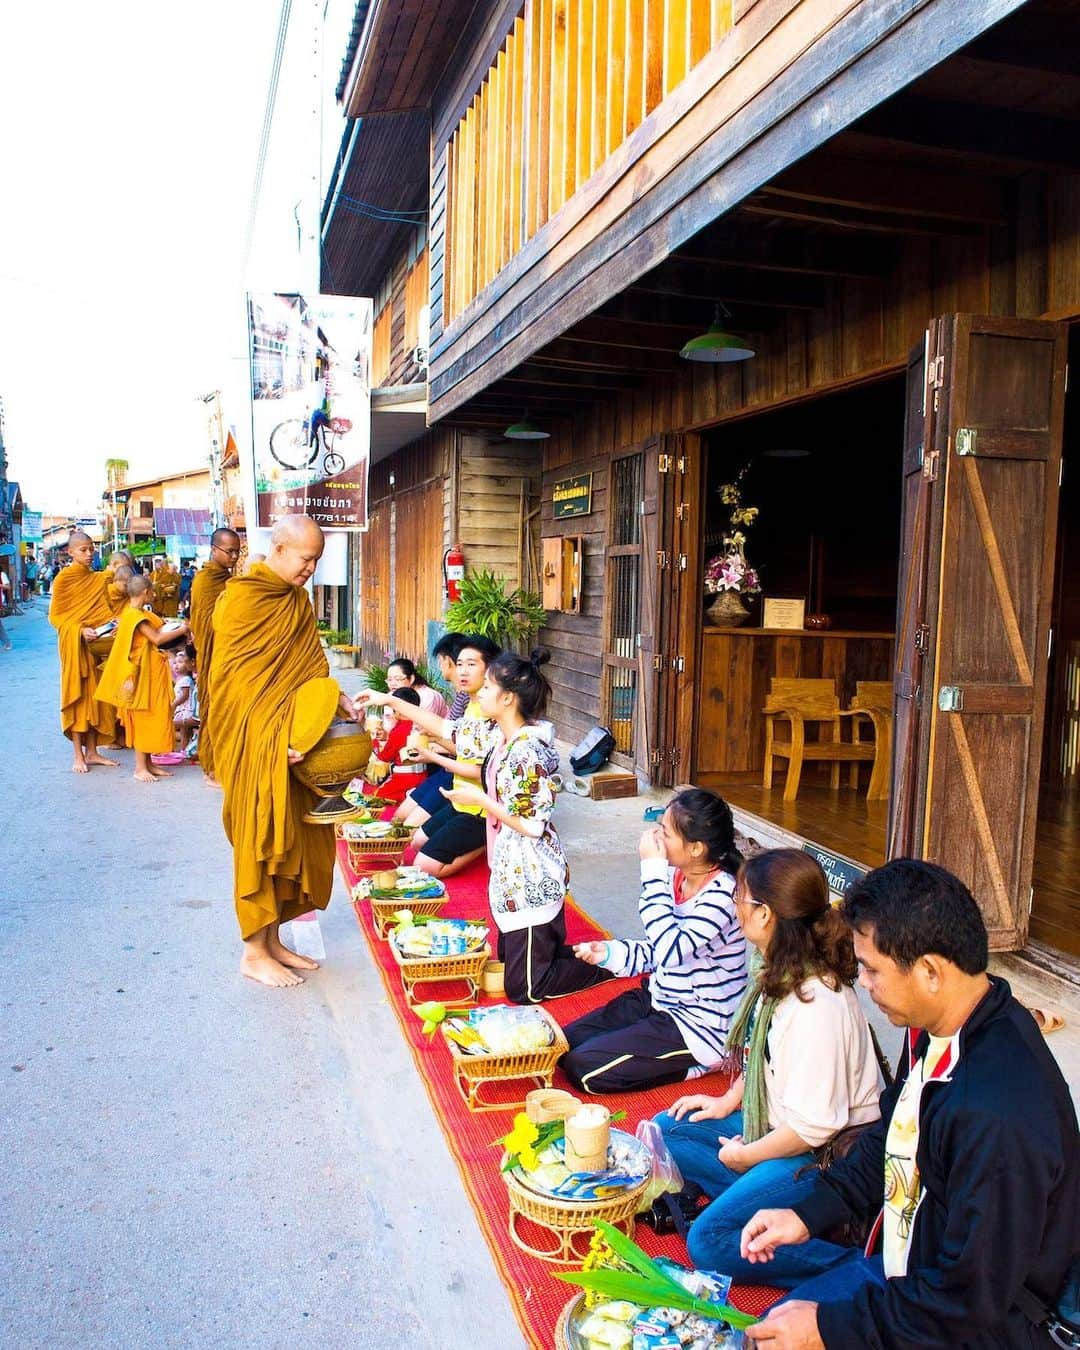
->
<box><xmin>200</xmin><ymin>391</ymin><xmax>227</xmax><ymax>529</ymax></box>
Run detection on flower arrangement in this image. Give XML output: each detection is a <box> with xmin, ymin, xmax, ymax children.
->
<box><xmin>705</xmin><ymin>467</ymin><xmax>761</xmax><ymax>597</ymax></box>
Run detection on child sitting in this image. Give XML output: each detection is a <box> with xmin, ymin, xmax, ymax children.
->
<box><xmin>367</xmin><ymin>686</ymin><xmax>424</xmax><ymax>804</ymax></box>
<box><xmin>171</xmin><ymin>650</ymin><xmax>198</xmax><ymax>752</ymax></box>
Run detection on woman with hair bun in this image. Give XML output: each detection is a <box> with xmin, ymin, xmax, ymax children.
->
<box><xmin>441</xmin><ymin>648</ymin><xmax>608</xmax><ymax>1003</ymax></box>
<box><xmin>560</xmin><ymin>788</ymin><xmax>748</xmax><ymax>1093</ymax></box>
<box><xmin>656</xmin><ymin>848</ymin><xmax>882</xmax><ymax>1281</ymax></box>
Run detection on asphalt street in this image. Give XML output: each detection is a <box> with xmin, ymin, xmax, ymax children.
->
<box><xmin>1</xmin><ymin>601</ymin><xmax>525</xmax><ymax>1350</ymax></box>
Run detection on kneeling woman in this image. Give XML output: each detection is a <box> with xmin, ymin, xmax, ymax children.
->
<box><xmin>442</xmin><ymin>650</ymin><xmax>607</xmax><ymax>1003</ymax></box>
<box><xmin>560</xmin><ymin>789</ymin><xmax>747</xmax><ymax>1094</ymax></box>
<box><xmin>656</xmin><ymin>848</ymin><xmax>882</xmax><ymax>1283</ymax></box>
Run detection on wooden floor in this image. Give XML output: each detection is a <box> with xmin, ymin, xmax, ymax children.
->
<box><xmin>700</xmin><ymin>771</ymin><xmax>1079</xmax><ymax>959</ymax></box>
<box><xmin>1031</xmin><ymin>787</ymin><xmax>1080</xmax><ymax>959</ymax></box>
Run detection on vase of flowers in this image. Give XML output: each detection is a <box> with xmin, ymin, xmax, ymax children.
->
<box><xmin>704</xmin><ymin>471</ymin><xmax>761</xmax><ymax>628</ymax></box>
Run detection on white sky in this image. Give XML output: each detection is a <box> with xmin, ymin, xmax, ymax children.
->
<box><xmin>0</xmin><ymin>0</ymin><xmax>356</xmax><ymax>515</ymax></box>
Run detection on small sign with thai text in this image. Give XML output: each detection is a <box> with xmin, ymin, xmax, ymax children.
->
<box><xmin>553</xmin><ymin>473</ymin><xmax>593</xmax><ymax>519</ymax></box>
<box><xmin>802</xmin><ymin>843</ymin><xmax>867</xmax><ymax>899</ymax></box>
<box><xmin>763</xmin><ymin>597</ymin><xmax>806</xmax><ymax>630</ymax></box>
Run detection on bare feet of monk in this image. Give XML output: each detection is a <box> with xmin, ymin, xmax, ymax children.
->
<box><xmin>240</xmin><ymin>951</ymin><xmax>305</xmax><ymax>988</ymax></box>
<box><xmin>134</xmin><ymin>768</ymin><xmax>159</xmax><ymax>783</ymax></box>
<box><xmin>203</xmin><ymin>773</ymin><xmax>223</xmax><ymax>789</ymax></box>
<box><xmin>72</xmin><ymin>755</ymin><xmax>89</xmax><ymax>774</ymax></box>
<box><xmin>85</xmin><ymin>753</ymin><xmax>120</xmax><ymax>768</ymax></box>
<box><xmin>267</xmin><ymin>931</ymin><xmax>320</xmax><ymax>971</ymax></box>
<box><xmin>149</xmin><ymin>766</ymin><xmax>174</xmax><ymax>778</ymax></box>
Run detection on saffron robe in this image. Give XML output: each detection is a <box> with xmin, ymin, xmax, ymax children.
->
<box><xmin>209</xmin><ymin>564</ymin><xmax>340</xmax><ymax>939</ymax></box>
<box><xmin>96</xmin><ymin>608</ymin><xmax>174</xmax><ymax>754</ymax></box>
<box><xmin>106</xmin><ymin>579</ymin><xmax>129</xmax><ymax>616</ymax></box>
<box><xmin>188</xmin><ymin>561</ymin><xmax>231</xmax><ymax>777</ymax></box>
<box><xmin>48</xmin><ymin>562</ymin><xmax>114</xmax><ymax>740</ymax></box>
<box><xmin>153</xmin><ymin>569</ymin><xmax>181</xmax><ymax>618</ymax></box>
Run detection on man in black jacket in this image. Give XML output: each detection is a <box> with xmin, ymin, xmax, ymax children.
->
<box><xmin>740</xmin><ymin>859</ymin><xmax>1078</xmax><ymax>1350</ymax></box>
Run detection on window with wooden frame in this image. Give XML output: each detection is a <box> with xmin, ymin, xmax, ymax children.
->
<box><xmin>443</xmin><ymin>0</ymin><xmax>734</xmax><ymax>326</ymax></box>
<box><xmin>601</xmin><ymin>449</ymin><xmax>645</xmax><ymax>755</ymax></box>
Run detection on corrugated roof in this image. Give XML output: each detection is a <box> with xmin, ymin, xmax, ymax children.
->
<box><xmin>335</xmin><ymin>0</ymin><xmax>371</xmax><ymax>104</ymax></box>
<box><xmin>154</xmin><ymin>508</ymin><xmax>211</xmax><ymax>541</ymax></box>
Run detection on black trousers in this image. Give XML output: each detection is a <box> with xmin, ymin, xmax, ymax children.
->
<box><xmin>497</xmin><ymin>909</ymin><xmax>613</xmax><ymax>1005</ymax></box>
<box><xmin>560</xmin><ymin>986</ymin><xmax>695</xmax><ymax>1094</ymax></box>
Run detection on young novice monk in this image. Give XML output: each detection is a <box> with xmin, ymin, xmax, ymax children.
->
<box><xmin>97</xmin><ymin>574</ymin><xmax>191</xmax><ymax>782</ymax></box>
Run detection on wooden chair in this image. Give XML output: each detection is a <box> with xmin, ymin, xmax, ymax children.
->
<box><xmin>762</xmin><ymin>678</ymin><xmax>877</xmax><ymax>802</ymax></box>
<box><xmin>846</xmin><ymin>681</ymin><xmax>894</xmax><ymax>802</ymax></box>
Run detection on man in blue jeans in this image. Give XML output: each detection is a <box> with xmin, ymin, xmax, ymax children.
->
<box><xmin>737</xmin><ymin>860</ymin><xmax>1078</xmax><ymax>1350</ymax></box>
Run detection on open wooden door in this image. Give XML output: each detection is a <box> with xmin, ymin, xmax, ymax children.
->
<box><xmin>891</xmin><ymin>314</ymin><xmax>1067</xmax><ymax>948</ymax></box>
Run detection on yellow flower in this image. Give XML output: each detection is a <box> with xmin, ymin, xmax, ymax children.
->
<box><xmin>501</xmin><ymin>1112</ymin><xmax>540</xmax><ymax>1168</ymax></box>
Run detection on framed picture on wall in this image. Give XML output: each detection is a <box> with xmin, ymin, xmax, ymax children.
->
<box><xmin>762</xmin><ymin>597</ymin><xmax>806</xmax><ymax>630</ymax></box>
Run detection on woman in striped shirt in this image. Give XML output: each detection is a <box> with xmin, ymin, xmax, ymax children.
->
<box><xmin>560</xmin><ymin>789</ymin><xmax>748</xmax><ymax>1094</ymax></box>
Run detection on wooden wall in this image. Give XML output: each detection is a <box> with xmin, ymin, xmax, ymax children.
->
<box><xmin>535</xmin><ymin>177</ymin><xmax>1080</xmax><ymax>743</ymax></box>
<box><xmin>457</xmin><ymin>434</ymin><xmax>542</xmax><ymax>592</ymax></box>
<box><xmin>371</xmin><ymin>238</ymin><xmax>430</xmax><ymax>390</ymax></box>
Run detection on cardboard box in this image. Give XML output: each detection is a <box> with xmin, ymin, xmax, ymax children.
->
<box><xmin>588</xmin><ymin>770</ymin><xmax>639</xmax><ymax>800</ymax></box>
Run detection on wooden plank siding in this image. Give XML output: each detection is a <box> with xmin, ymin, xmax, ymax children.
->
<box><xmin>440</xmin><ymin>0</ymin><xmax>736</xmax><ymax>327</ymax></box>
<box><xmin>429</xmin><ymin>0</ymin><xmax>1033</xmax><ymax>418</ymax></box>
<box><xmin>456</xmin><ymin>435</ymin><xmax>543</xmax><ymax>593</ymax></box>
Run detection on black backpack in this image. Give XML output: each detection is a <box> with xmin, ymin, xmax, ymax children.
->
<box><xmin>569</xmin><ymin>725</ymin><xmax>616</xmax><ymax>775</ymax></box>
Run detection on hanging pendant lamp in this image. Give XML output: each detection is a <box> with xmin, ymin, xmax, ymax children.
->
<box><xmin>679</xmin><ymin>304</ymin><xmax>755</xmax><ymax>363</ymax></box>
<box><xmin>504</xmin><ymin>411</ymin><xmax>550</xmax><ymax>440</ymax></box>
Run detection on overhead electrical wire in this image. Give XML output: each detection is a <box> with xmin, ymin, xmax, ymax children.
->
<box><xmin>244</xmin><ymin>0</ymin><xmax>294</xmax><ymax>272</ymax></box>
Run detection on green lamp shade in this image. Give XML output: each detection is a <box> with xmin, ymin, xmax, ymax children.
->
<box><xmin>504</xmin><ymin>417</ymin><xmax>550</xmax><ymax>440</ymax></box>
<box><xmin>679</xmin><ymin>324</ymin><xmax>755</xmax><ymax>363</ymax></box>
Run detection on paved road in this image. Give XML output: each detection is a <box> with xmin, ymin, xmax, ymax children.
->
<box><xmin>1</xmin><ymin>603</ymin><xmax>525</xmax><ymax>1350</ymax></box>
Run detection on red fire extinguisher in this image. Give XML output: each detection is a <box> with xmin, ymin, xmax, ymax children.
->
<box><xmin>443</xmin><ymin>543</ymin><xmax>465</xmax><ymax>604</ymax></box>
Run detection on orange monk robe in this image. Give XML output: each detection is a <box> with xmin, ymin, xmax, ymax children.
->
<box><xmin>188</xmin><ymin>560</ymin><xmax>232</xmax><ymax>777</ymax></box>
<box><xmin>48</xmin><ymin>562</ymin><xmax>114</xmax><ymax>740</ymax></box>
<box><xmin>96</xmin><ymin>608</ymin><xmax>175</xmax><ymax>753</ymax></box>
<box><xmin>106</xmin><ymin>579</ymin><xmax>129</xmax><ymax>616</ymax></box>
<box><xmin>209</xmin><ymin>564</ymin><xmax>341</xmax><ymax>939</ymax></box>
<box><xmin>156</xmin><ymin>569</ymin><xmax>181</xmax><ymax>618</ymax></box>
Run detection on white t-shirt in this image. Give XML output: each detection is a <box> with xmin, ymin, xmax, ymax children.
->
<box><xmin>763</xmin><ymin>977</ymin><xmax>882</xmax><ymax>1149</ymax></box>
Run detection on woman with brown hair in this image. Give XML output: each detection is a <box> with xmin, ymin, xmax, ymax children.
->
<box><xmin>656</xmin><ymin>848</ymin><xmax>882</xmax><ymax>1283</ymax></box>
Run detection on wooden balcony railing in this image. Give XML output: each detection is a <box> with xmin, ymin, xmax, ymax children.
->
<box><xmin>444</xmin><ymin>0</ymin><xmax>733</xmax><ymax>326</ymax></box>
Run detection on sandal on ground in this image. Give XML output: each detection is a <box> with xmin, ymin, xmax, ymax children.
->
<box><xmin>564</xmin><ymin>777</ymin><xmax>591</xmax><ymax>797</ymax></box>
<box><xmin>1029</xmin><ymin>1007</ymin><xmax>1066</xmax><ymax>1035</ymax></box>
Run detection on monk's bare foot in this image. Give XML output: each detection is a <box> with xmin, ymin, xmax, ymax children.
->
<box><xmin>240</xmin><ymin>952</ymin><xmax>304</xmax><ymax>988</ymax></box>
<box><xmin>267</xmin><ymin>935</ymin><xmax>320</xmax><ymax>971</ymax></box>
<box><xmin>203</xmin><ymin>774</ymin><xmax>223</xmax><ymax>789</ymax></box>
<box><xmin>133</xmin><ymin>769</ymin><xmax>159</xmax><ymax>783</ymax></box>
<box><xmin>72</xmin><ymin>758</ymin><xmax>89</xmax><ymax>774</ymax></box>
<box><xmin>85</xmin><ymin>753</ymin><xmax>119</xmax><ymax>767</ymax></box>
<box><xmin>149</xmin><ymin>766</ymin><xmax>174</xmax><ymax>778</ymax></box>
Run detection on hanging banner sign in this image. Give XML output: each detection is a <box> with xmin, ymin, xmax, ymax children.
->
<box><xmin>553</xmin><ymin>473</ymin><xmax>593</xmax><ymax>519</ymax></box>
<box><xmin>802</xmin><ymin>843</ymin><xmax>867</xmax><ymax>899</ymax></box>
<box><xmin>22</xmin><ymin>511</ymin><xmax>43</xmax><ymax>542</ymax></box>
<box><xmin>247</xmin><ymin>292</ymin><xmax>373</xmax><ymax>530</ymax></box>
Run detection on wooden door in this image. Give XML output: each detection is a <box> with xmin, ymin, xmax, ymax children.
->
<box><xmin>394</xmin><ymin>479</ymin><xmax>445</xmax><ymax>659</ymax></box>
<box><xmin>360</xmin><ymin>501</ymin><xmax>392</xmax><ymax>656</ymax></box>
<box><xmin>603</xmin><ymin>444</ymin><xmax>651</xmax><ymax>776</ymax></box>
<box><xmin>891</xmin><ymin>314</ymin><xmax>1067</xmax><ymax>949</ymax></box>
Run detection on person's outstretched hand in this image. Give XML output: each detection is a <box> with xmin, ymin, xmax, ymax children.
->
<box><xmin>744</xmin><ymin>1301</ymin><xmax>823</xmax><ymax>1348</ymax></box>
<box><xmin>572</xmin><ymin>940</ymin><xmax>609</xmax><ymax>966</ymax></box>
<box><xmin>337</xmin><ymin>691</ymin><xmax>359</xmax><ymax>722</ymax></box>
<box><xmin>668</xmin><ymin>1092</ymin><xmax>734</xmax><ymax>1122</ymax></box>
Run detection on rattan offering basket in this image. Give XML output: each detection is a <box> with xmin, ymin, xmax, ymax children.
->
<box><xmin>335</xmin><ymin>824</ymin><xmax>415</xmax><ymax>876</ymax></box>
<box><xmin>442</xmin><ymin>1006</ymin><xmax>568</xmax><ymax>1112</ymax></box>
<box><xmin>370</xmin><ymin>891</ymin><xmax>449</xmax><ymax>939</ymax></box>
<box><xmin>389</xmin><ymin>935</ymin><xmax>489</xmax><ymax>1006</ymax></box>
<box><xmin>502</xmin><ymin>1160</ymin><xmax>648</xmax><ymax>1264</ymax></box>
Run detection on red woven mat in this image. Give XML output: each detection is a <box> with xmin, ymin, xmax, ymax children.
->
<box><xmin>337</xmin><ymin>843</ymin><xmax>781</xmax><ymax>1347</ymax></box>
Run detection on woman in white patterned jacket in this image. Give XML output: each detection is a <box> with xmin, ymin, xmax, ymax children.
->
<box><xmin>561</xmin><ymin>788</ymin><xmax>748</xmax><ymax>1093</ymax></box>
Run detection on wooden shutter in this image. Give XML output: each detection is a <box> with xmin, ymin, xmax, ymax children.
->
<box><xmin>891</xmin><ymin>314</ymin><xmax>1067</xmax><ymax>949</ymax></box>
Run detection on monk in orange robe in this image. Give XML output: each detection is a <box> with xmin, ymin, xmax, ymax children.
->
<box><xmin>105</xmin><ymin>551</ymin><xmax>136</xmax><ymax>615</ymax></box>
<box><xmin>210</xmin><ymin>515</ymin><xmax>357</xmax><ymax>988</ymax></box>
<box><xmin>97</xmin><ymin>573</ymin><xmax>190</xmax><ymax>781</ymax></box>
<box><xmin>188</xmin><ymin>527</ymin><xmax>241</xmax><ymax>784</ymax></box>
<box><xmin>155</xmin><ymin>560</ymin><xmax>181</xmax><ymax>618</ymax></box>
<box><xmin>48</xmin><ymin>530</ymin><xmax>119</xmax><ymax>773</ymax></box>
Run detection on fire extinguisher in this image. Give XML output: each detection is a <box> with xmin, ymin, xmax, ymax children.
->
<box><xmin>443</xmin><ymin>543</ymin><xmax>465</xmax><ymax>605</ymax></box>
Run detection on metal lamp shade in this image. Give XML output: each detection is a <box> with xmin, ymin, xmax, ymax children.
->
<box><xmin>679</xmin><ymin>324</ymin><xmax>755</xmax><ymax>363</ymax></box>
<box><xmin>504</xmin><ymin>417</ymin><xmax>551</xmax><ymax>439</ymax></box>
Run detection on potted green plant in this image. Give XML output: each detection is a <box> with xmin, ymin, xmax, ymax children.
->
<box><xmin>444</xmin><ymin>569</ymin><xmax>547</xmax><ymax>651</ymax></box>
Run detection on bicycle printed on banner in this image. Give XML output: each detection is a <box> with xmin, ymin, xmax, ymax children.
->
<box><xmin>269</xmin><ymin>409</ymin><xmax>353</xmax><ymax>478</ymax></box>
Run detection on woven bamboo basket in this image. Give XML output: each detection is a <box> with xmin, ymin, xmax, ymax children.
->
<box><xmin>442</xmin><ymin>1006</ymin><xmax>569</xmax><ymax>1112</ymax></box>
<box><xmin>503</xmin><ymin>1163</ymin><xmax>647</xmax><ymax>1263</ymax></box>
<box><xmin>335</xmin><ymin>825</ymin><xmax>415</xmax><ymax>876</ymax></box>
<box><xmin>370</xmin><ymin>892</ymin><xmax>448</xmax><ymax>939</ymax></box>
<box><xmin>389</xmin><ymin>936</ymin><xmax>489</xmax><ymax>1006</ymax></box>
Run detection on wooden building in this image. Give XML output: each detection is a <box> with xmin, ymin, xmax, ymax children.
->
<box><xmin>324</xmin><ymin>0</ymin><xmax>1079</xmax><ymax>960</ymax></box>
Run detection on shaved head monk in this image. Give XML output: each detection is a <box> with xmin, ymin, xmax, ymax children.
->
<box><xmin>189</xmin><ymin>527</ymin><xmax>241</xmax><ymax>783</ymax></box>
<box><xmin>48</xmin><ymin>530</ymin><xmax>120</xmax><ymax>773</ymax></box>
<box><xmin>209</xmin><ymin>515</ymin><xmax>359</xmax><ymax>988</ymax></box>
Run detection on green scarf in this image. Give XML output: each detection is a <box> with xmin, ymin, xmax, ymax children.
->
<box><xmin>723</xmin><ymin>950</ymin><xmax>778</xmax><ymax>1145</ymax></box>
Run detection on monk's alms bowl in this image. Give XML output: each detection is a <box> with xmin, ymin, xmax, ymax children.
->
<box><xmin>87</xmin><ymin>634</ymin><xmax>116</xmax><ymax>660</ymax></box>
<box><xmin>290</xmin><ymin>719</ymin><xmax>373</xmax><ymax>797</ymax></box>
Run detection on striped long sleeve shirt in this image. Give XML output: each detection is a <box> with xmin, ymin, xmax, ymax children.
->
<box><xmin>603</xmin><ymin>860</ymin><xmax>748</xmax><ymax>1072</ymax></box>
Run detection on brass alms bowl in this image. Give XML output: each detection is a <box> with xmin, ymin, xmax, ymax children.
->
<box><xmin>290</xmin><ymin>720</ymin><xmax>373</xmax><ymax>797</ymax></box>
